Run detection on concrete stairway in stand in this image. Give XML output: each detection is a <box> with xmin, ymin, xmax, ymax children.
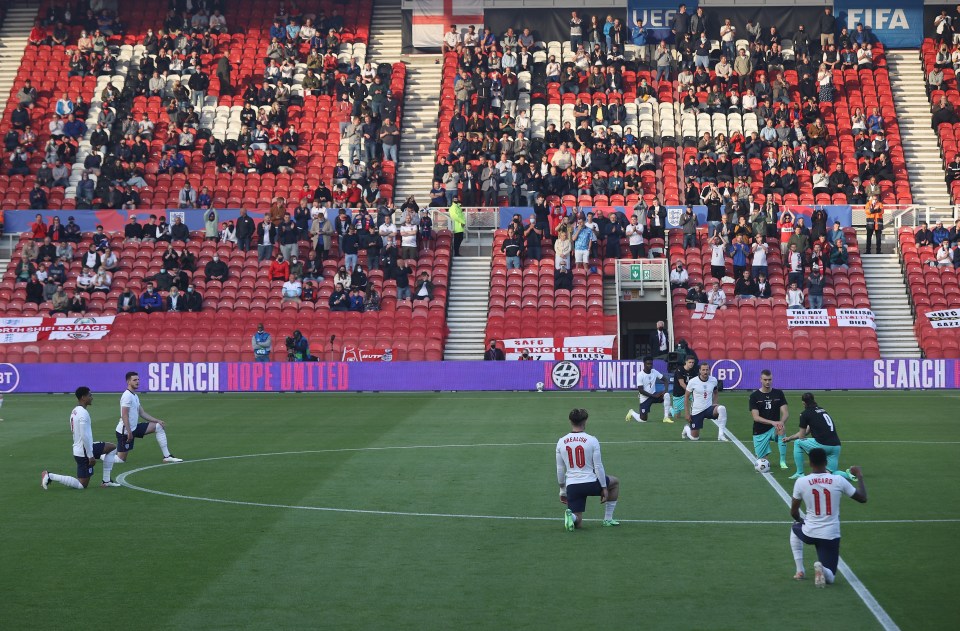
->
<box><xmin>860</xmin><ymin>253</ymin><xmax>921</xmax><ymax>358</ymax></box>
<box><xmin>393</xmin><ymin>54</ymin><xmax>442</xmax><ymax>203</ymax></box>
<box><xmin>0</xmin><ymin>2</ymin><xmax>39</xmax><ymax>122</ymax></box>
<box><xmin>443</xmin><ymin>256</ymin><xmax>491</xmax><ymax>360</ymax></box>
<box><xmin>886</xmin><ymin>49</ymin><xmax>953</xmax><ymax>208</ymax></box>
<box><xmin>366</xmin><ymin>0</ymin><xmax>402</xmax><ymax>64</ymax></box>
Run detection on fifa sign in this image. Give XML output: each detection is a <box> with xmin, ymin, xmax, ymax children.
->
<box><xmin>835</xmin><ymin>0</ymin><xmax>922</xmax><ymax>48</ymax></box>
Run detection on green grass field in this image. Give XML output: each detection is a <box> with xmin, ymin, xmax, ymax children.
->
<box><xmin>2</xmin><ymin>390</ymin><xmax>958</xmax><ymax>630</ymax></box>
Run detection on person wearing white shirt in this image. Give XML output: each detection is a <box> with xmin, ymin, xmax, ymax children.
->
<box><xmin>379</xmin><ymin>216</ymin><xmax>398</xmax><ymax>247</ymax></box>
<box><xmin>442</xmin><ymin>25</ymin><xmax>461</xmax><ymax>53</ymax></box>
<box><xmin>399</xmin><ymin>220</ymin><xmax>418</xmax><ymax>259</ymax></box>
<box><xmin>707</xmin><ymin>280</ymin><xmax>727</xmax><ymax>309</ymax></box>
<box><xmin>935</xmin><ymin>242</ymin><xmax>953</xmax><ymax>267</ymax></box>
<box><xmin>670</xmin><ymin>263</ymin><xmax>689</xmax><ymax>288</ymax></box>
<box><xmin>751</xmin><ymin>235</ymin><xmax>768</xmax><ymax>277</ymax></box>
<box><xmin>282</xmin><ymin>276</ymin><xmax>302</xmax><ymax>302</ymax></box>
<box><xmin>556</xmin><ymin>408</ymin><xmax>621</xmax><ymax>530</ymax></box>
<box><xmin>41</xmin><ymin>386</ymin><xmax>120</xmax><ymax>490</ymax></box>
<box><xmin>683</xmin><ymin>362</ymin><xmax>729</xmax><ymax>441</ymax></box>
<box><xmin>742</xmin><ymin>90</ymin><xmax>757</xmax><ymax>111</ymax></box>
<box><xmin>463</xmin><ymin>26</ymin><xmax>479</xmax><ymax>48</ymax></box>
<box><xmin>710</xmin><ymin>237</ymin><xmax>727</xmax><ymax>280</ymax></box>
<box><xmin>114</xmin><ymin>371</ymin><xmax>182</xmax><ymax>463</ymax></box>
<box><xmin>76</xmin><ymin>267</ymin><xmax>96</xmax><ymax>292</ymax></box>
<box><xmin>787</xmin><ymin>281</ymin><xmax>805</xmax><ymax>309</ymax></box>
<box><xmin>626</xmin><ymin>357</ymin><xmax>670</xmax><ymax>423</ymax></box>
<box><xmin>546</xmin><ymin>58</ymin><xmax>561</xmax><ymax>81</ymax></box>
<box><xmin>787</xmin><ymin>436</ymin><xmax>867</xmax><ymax>586</ymax></box>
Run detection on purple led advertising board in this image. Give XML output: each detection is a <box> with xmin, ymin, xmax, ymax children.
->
<box><xmin>0</xmin><ymin>359</ymin><xmax>957</xmax><ymax>394</ymax></box>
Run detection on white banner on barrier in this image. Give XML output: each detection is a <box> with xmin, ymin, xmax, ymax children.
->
<box><xmin>786</xmin><ymin>309</ymin><xmax>876</xmax><ymax>329</ymax></box>
<box><xmin>502</xmin><ymin>335</ymin><xmax>617</xmax><ymax>360</ymax></box>
<box><xmin>0</xmin><ymin>316</ymin><xmax>116</xmax><ymax>343</ymax></box>
<box><xmin>926</xmin><ymin>309</ymin><xmax>960</xmax><ymax>329</ymax></box>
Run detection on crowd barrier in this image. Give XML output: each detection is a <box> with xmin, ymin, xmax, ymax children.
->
<box><xmin>0</xmin><ymin>359</ymin><xmax>956</xmax><ymax>394</ymax></box>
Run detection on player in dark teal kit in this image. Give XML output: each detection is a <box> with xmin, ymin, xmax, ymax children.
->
<box><xmin>670</xmin><ymin>357</ymin><xmax>697</xmax><ymax>422</ymax></box>
<box><xmin>748</xmin><ymin>369</ymin><xmax>789</xmax><ymax>469</ymax></box>
<box><xmin>783</xmin><ymin>393</ymin><xmax>857</xmax><ymax>481</ymax></box>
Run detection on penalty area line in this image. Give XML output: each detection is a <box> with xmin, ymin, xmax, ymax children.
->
<box><xmin>718</xmin><ymin>421</ymin><xmax>901</xmax><ymax>631</ymax></box>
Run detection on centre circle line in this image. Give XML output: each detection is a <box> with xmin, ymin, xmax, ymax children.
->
<box><xmin>114</xmin><ymin>443</ymin><xmax>960</xmax><ymax>525</ymax></box>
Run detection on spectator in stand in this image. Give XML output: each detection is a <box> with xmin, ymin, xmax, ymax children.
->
<box><xmin>139</xmin><ymin>283</ymin><xmax>163</xmax><ymax>313</ymax></box>
<box><xmin>116</xmin><ymin>288</ymin><xmax>138</xmax><ymax>313</ymax></box>
<box><xmin>830</xmin><ymin>238</ymin><xmax>849</xmax><ymax>270</ymax></box>
<box><xmin>184</xmin><ymin>283</ymin><xmax>203</xmax><ymax>312</ymax></box>
<box><xmin>933</xmin><ymin>221</ymin><xmax>950</xmax><ymax>246</ymax></box>
<box><xmin>282</xmin><ymin>275</ymin><xmax>302</xmax><ymax>302</ymax></box>
<box><xmin>949</xmin><ymin>219</ymin><xmax>960</xmax><ymax>246</ymax></box>
<box><xmin>670</xmin><ymin>261</ymin><xmax>689</xmax><ymax>290</ymax></box>
<box><xmin>257</xmin><ymin>219</ymin><xmax>277</xmax><ymax>262</ymax></box>
<box><xmin>707</xmin><ymin>280</ymin><xmax>727</xmax><ymax>310</ymax></box>
<box><xmin>501</xmin><ymin>227</ymin><xmax>523</xmax><ymax>270</ymax></box>
<box><xmin>915</xmin><ymin>221</ymin><xmax>934</xmax><ymax>248</ymax></box>
<box><xmin>204</xmin><ymin>254</ymin><xmax>229</xmax><ymax>282</ymax></box>
<box><xmin>787</xmin><ymin>281</ymin><xmax>805</xmax><ymax>310</ymax></box>
<box><xmin>269</xmin><ymin>254</ymin><xmax>290</xmax><ymax>282</ymax></box>
<box><xmin>709</xmin><ymin>236</ymin><xmax>726</xmax><ymax>280</ymax></box>
<box><xmin>484</xmin><ymin>339</ymin><xmax>506</xmax><ymax>360</ymax></box>
<box><xmin>787</xmin><ymin>243</ymin><xmax>804</xmax><ymax>287</ymax></box>
<box><xmin>685</xmin><ymin>283</ymin><xmax>706</xmax><ymax>309</ymax></box>
<box><xmin>413</xmin><ymin>272</ymin><xmax>434</xmax><ymax>301</ymax></box>
<box><xmin>806</xmin><ymin>268</ymin><xmax>825</xmax><ymax>308</ymax></box>
<box><xmin>735</xmin><ymin>270</ymin><xmax>759</xmax><ymax>302</ymax></box>
<box><xmin>25</xmin><ymin>273</ymin><xmax>44</xmax><ymax>304</ymax></box>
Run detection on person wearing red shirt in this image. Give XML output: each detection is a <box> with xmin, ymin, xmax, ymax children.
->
<box><xmin>269</xmin><ymin>254</ymin><xmax>290</xmax><ymax>281</ymax></box>
<box><xmin>28</xmin><ymin>21</ymin><xmax>47</xmax><ymax>46</ymax></box>
<box><xmin>30</xmin><ymin>213</ymin><xmax>48</xmax><ymax>241</ymax></box>
<box><xmin>346</xmin><ymin>182</ymin><xmax>363</xmax><ymax>205</ymax></box>
<box><xmin>332</xmin><ymin>186</ymin><xmax>348</xmax><ymax>206</ymax></box>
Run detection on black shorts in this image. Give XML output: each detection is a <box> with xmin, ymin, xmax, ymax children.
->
<box><xmin>566</xmin><ymin>476</ymin><xmax>610</xmax><ymax>513</ymax></box>
<box><xmin>74</xmin><ymin>441</ymin><xmax>107</xmax><ymax>478</ymax></box>
<box><xmin>792</xmin><ymin>522</ymin><xmax>841</xmax><ymax>574</ymax></box>
<box><xmin>116</xmin><ymin>422</ymin><xmax>151</xmax><ymax>453</ymax></box>
<box><xmin>690</xmin><ymin>406</ymin><xmax>717</xmax><ymax>430</ymax></box>
<box><xmin>638</xmin><ymin>397</ymin><xmax>658</xmax><ymax>415</ymax></box>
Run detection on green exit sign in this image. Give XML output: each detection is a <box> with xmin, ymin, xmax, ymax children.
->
<box><xmin>630</xmin><ymin>265</ymin><xmax>651</xmax><ymax>281</ymax></box>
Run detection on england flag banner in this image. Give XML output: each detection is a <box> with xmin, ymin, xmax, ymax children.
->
<box><xmin>413</xmin><ymin>0</ymin><xmax>484</xmax><ymax>48</ymax></box>
<box><xmin>690</xmin><ymin>303</ymin><xmax>718</xmax><ymax>320</ymax></box>
<box><xmin>0</xmin><ymin>316</ymin><xmax>115</xmax><ymax>343</ymax></box>
<box><xmin>786</xmin><ymin>309</ymin><xmax>876</xmax><ymax>329</ymax></box>
<box><xmin>926</xmin><ymin>309</ymin><xmax>960</xmax><ymax>329</ymax></box>
<box><xmin>503</xmin><ymin>336</ymin><xmax>617</xmax><ymax>360</ymax></box>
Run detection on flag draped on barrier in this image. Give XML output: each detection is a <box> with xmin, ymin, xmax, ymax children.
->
<box><xmin>412</xmin><ymin>0</ymin><xmax>484</xmax><ymax>48</ymax></box>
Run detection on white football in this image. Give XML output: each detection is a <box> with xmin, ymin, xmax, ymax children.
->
<box><xmin>755</xmin><ymin>458</ymin><xmax>771</xmax><ymax>473</ymax></box>
<box><xmin>536</xmin><ymin>382</ymin><xmax>545</xmax><ymax>392</ymax></box>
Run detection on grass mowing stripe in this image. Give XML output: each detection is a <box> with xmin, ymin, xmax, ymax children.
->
<box><xmin>719</xmin><ymin>420</ymin><xmax>902</xmax><ymax>631</ymax></box>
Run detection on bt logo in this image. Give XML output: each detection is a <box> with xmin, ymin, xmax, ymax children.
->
<box><xmin>711</xmin><ymin>359</ymin><xmax>743</xmax><ymax>389</ymax></box>
<box><xmin>0</xmin><ymin>363</ymin><xmax>21</xmax><ymax>393</ymax></box>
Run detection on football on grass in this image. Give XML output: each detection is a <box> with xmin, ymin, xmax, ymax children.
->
<box><xmin>755</xmin><ymin>458</ymin><xmax>771</xmax><ymax>473</ymax></box>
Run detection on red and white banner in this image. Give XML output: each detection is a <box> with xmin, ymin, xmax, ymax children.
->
<box><xmin>341</xmin><ymin>346</ymin><xmax>394</xmax><ymax>362</ymax></box>
<box><xmin>690</xmin><ymin>303</ymin><xmax>718</xmax><ymax>320</ymax></box>
<box><xmin>926</xmin><ymin>309</ymin><xmax>960</xmax><ymax>329</ymax></box>
<box><xmin>786</xmin><ymin>309</ymin><xmax>876</xmax><ymax>329</ymax></box>
<box><xmin>0</xmin><ymin>316</ymin><xmax>115</xmax><ymax>343</ymax></box>
<box><xmin>412</xmin><ymin>0</ymin><xmax>484</xmax><ymax>48</ymax></box>
<box><xmin>503</xmin><ymin>336</ymin><xmax>617</xmax><ymax>360</ymax></box>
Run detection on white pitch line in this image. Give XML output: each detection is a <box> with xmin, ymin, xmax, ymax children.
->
<box><xmin>115</xmin><ymin>447</ymin><xmax>960</xmax><ymax>528</ymax></box>
<box><xmin>717</xmin><ymin>421</ymin><xmax>901</xmax><ymax>631</ymax></box>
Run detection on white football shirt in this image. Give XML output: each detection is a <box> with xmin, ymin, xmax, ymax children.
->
<box><xmin>556</xmin><ymin>431</ymin><xmax>607</xmax><ymax>487</ymax></box>
<box><xmin>115</xmin><ymin>389</ymin><xmax>141</xmax><ymax>434</ymax></box>
<box><xmin>71</xmin><ymin>405</ymin><xmax>94</xmax><ymax>458</ymax></box>
<box><xmin>792</xmin><ymin>472</ymin><xmax>857</xmax><ymax>539</ymax></box>
<box><xmin>686</xmin><ymin>375</ymin><xmax>718</xmax><ymax>414</ymax></box>
<box><xmin>637</xmin><ymin>368</ymin><xmax>663</xmax><ymax>403</ymax></box>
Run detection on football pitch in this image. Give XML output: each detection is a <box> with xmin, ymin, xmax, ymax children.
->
<box><xmin>2</xmin><ymin>390</ymin><xmax>958</xmax><ymax>630</ymax></box>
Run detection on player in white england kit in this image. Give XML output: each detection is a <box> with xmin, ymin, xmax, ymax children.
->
<box><xmin>41</xmin><ymin>387</ymin><xmax>121</xmax><ymax>490</ymax></box>
<box><xmin>683</xmin><ymin>362</ymin><xmax>729</xmax><ymax>441</ymax></box>
<box><xmin>114</xmin><ymin>371</ymin><xmax>182</xmax><ymax>464</ymax></box>
<box><xmin>789</xmin><ymin>448</ymin><xmax>867</xmax><ymax>587</ymax></box>
<box><xmin>625</xmin><ymin>356</ymin><xmax>671</xmax><ymax>424</ymax></box>
<box><xmin>556</xmin><ymin>408</ymin><xmax>621</xmax><ymax>531</ymax></box>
